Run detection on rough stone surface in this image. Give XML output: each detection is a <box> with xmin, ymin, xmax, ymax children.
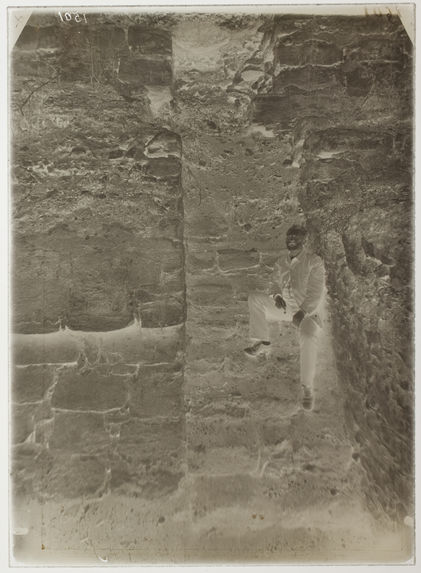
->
<box><xmin>51</xmin><ymin>368</ymin><xmax>129</xmax><ymax>411</ymax></box>
<box><xmin>12</xmin><ymin>365</ymin><xmax>55</xmax><ymax>403</ymax></box>
<box><xmin>10</xmin><ymin>10</ymin><xmax>413</xmax><ymax>564</ymax></box>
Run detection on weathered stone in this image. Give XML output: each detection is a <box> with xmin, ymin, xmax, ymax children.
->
<box><xmin>10</xmin><ymin>443</ymin><xmax>50</xmax><ymax>497</ymax></box>
<box><xmin>10</xmin><ymin>11</ymin><xmax>414</xmax><ymax>544</ymax></box>
<box><xmin>253</xmin><ymin>91</ymin><xmax>343</xmax><ymax>128</ymax></box>
<box><xmin>187</xmin><ymin>248</ymin><xmax>215</xmax><ymax>271</ymax></box>
<box><xmin>49</xmin><ymin>412</ymin><xmax>109</xmax><ymax>453</ymax></box>
<box><xmin>114</xmin><ymin>418</ymin><xmax>185</xmax><ymax>490</ymax></box>
<box><xmin>273</xmin><ymin>66</ymin><xmax>339</xmax><ymax>92</ymax></box>
<box><xmin>304</xmin><ymin>128</ymin><xmax>394</xmax><ymax>159</ymax></box>
<box><xmin>129</xmin><ymin>364</ymin><xmax>183</xmax><ymax>417</ymax></box>
<box><xmin>188</xmin><ymin>277</ymin><xmax>233</xmax><ymax>306</ymax></box>
<box><xmin>51</xmin><ymin>369</ymin><xmax>128</xmax><ymax>411</ymax></box>
<box><xmin>145</xmin><ymin>130</ymin><xmax>181</xmax><ymax>158</ymax></box>
<box><xmin>110</xmin><ymin>461</ymin><xmax>183</xmax><ymax>497</ymax></box>
<box><xmin>192</xmin><ymin>474</ymin><xmax>260</xmax><ymax>514</ymax></box>
<box><xmin>275</xmin><ymin>39</ymin><xmax>343</xmax><ymax>66</ymax></box>
<box><xmin>117</xmin><ymin>417</ymin><xmax>184</xmax><ymax>458</ymax></box>
<box><xmin>46</xmin><ymin>455</ymin><xmax>106</xmax><ymax>498</ymax></box>
<box><xmin>145</xmin><ymin>156</ymin><xmax>181</xmax><ymax>180</ymax></box>
<box><xmin>127</xmin><ymin>26</ymin><xmax>172</xmax><ymax>54</ymax></box>
<box><xmin>119</xmin><ymin>56</ymin><xmax>172</xmax><ymax>86</ymax></box>
<box><xmin>217</xmin><ymin>248</ymin><xmax>259</xmax><ymax>271</ymax></box>
<box><xmin>14</xmin><ymin>323</ymin><xmax>183</xmax><ymax>371</ymax></box>
<box><xmin>345</xmin><ymin>35</ymin><xmax>405</xmax><ymax>62</ymax></box>
<box><xmin>186</xmin><ymin>212</ymin><xmax>229</xmax><ymax>238</ymax></box>
<box><xmin>187</xmin><ymin>415</ymin><xmax>259</xmax><ymax>450</ymax></box>
<box><xmin>95</xmin><ymin>26</ymin><xmax>126</xmax><ymax>50</ymax></box>
<box><xmin>12</xmin><ymin>365</ymin><xmax>55</xmax><ymax>403</ymax></box>
<box><xmin>86</xmin><ymin>323</ymin><xmax>184</xmax><ymax>363</ymax></box>
<box><xmin>13</xmin><ymin>331</ymin><xmax>80</xmax><ymax>365</ymax></box>
<box><xmin>13</xmin><ymin>231</ymin><xmax>185</xmax><ymax>332</ymax></box>
<box><xmin>140</xmin><ymin>298</ymin><xmax>185</xmax><ymax>328</ymax></box>
<box><xmin>12</xmin><ymin>404</ymin><xmax>38</xmax><ymax>444</ymax></box>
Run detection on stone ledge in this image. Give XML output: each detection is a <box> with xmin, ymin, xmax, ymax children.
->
<box><xmin>13</xmin><ymin>323</ymin><xmax>185</xmax><ymax>365</ymax></box>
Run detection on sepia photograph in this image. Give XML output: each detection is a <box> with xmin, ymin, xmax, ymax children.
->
<box><xmin>7</xmin><ymin>1</ymin><xmax>415</xmax><ymax>565</ymax></box>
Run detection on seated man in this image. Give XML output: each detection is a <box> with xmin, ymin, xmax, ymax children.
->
<box><xmin>244</xmin><ymin>224</ymin><xmax>326</xmax><ymax>410</ymax></box>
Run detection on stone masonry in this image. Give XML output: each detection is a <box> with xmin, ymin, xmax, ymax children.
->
<box><xmin>11</xmin><ymin>11</ymin><xmax>413</xmax><ymax>563</ymax></box>
<box><xmin>12</xmin><ymin>13</ymin><xmax>186</xmax><ymax>505</ymax></box>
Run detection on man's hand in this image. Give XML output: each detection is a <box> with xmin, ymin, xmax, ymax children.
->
<box><xmin>292</xmin><ymin>309</ymin><xmax>305</xmax><ymax>328</ymax></box>
<box><xmin>273</xmin><ymin>294</ymin><xmax>286</xmax><ymax>310</ymax></box>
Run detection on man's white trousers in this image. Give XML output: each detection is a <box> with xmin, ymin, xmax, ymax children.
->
<box><xmin>248</xmin><ymin>292</ymin><xmax>321</xmax><ymax>389</ymax></box>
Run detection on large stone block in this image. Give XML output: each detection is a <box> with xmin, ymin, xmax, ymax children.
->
<box><xmin>301</xmin><ymin>157</ymin><xmax>359</xmax><ymax>181</ymax></box>
<box><xmin>345</xmin><ymin>35</ymin><xmax>407</xmax><ymax>63</ymax></box>
<box><xmin>128</xmin><ymin>363</ymin><xmax>183</xmax><ymax>418</ymax></box>
<box><xmin>51</xmin><ymin>368</ymin><xmax>129</xmax><ymax>411</ymax></box>
<box><xmin>119</xmin><ymin>56</ymin><xmax>172</xmax><ymax>86</ymax></box>
<box><xmin>303</xmin><ymin>128</ymin><xmax>394</xmax><ymax>159</ymax></box>
<box><xmin>13</xmin><ymin>330</ymin><xmax>80</xmax><ymax>365</ymax></box>
<box><xmin>187</xmin><ymin>248</ymin><xmax>216</xmax><ymax>271</ymax></box>
<box><xmin>12</xmin><ymin>365</ymin><xmax>55</xmax><ymax>403</ymax></box>
<box><xmin>145</xmin><ymin>156</ymin><xmax>181</xmax><ymax>180</ymax></box>
<box><xmin>316</xmin><ymin>14</ymin><xmax>403</xmax><ymax>36</ymax></box>
<box><xmin>12</xmin><ymin>404</ymin><xmax>38</xmax><ymax>444</ymax></box>
<box><xmin>341</xmin><ymin>61</ymin><xmax>408</xmax><ymax>97</ymax></box>
<box><xmin>13</xmin><ymin>323</ymin><xmax>184</xmax><ymax>366</ymax></box>
<box><xmin>127</xmin><ymin>26</ymin><xmax>172</xmax><ymax>55</ymax></box>
<box><xmin>15</xmin><ymin>25</ymin><xmax>62</xmax><ymax>50</ymax></box>
<box><xmin>49</xmin><ymin>412</ymin><xmax>110</xmax><ymax>453</ymax></box>
<box><xmin>11</xmin><ymin>443</ymin><xmax>50</xmax><ymax>497</ymax></box>
<box><xmin>185</xmin><ymin>212</ymin><xmax>229</xmax><ymax>239</ymax></box>
<box><xmin>117</xmin><ymin>417</ymin><xmax>184</xmax><ymax>458</ymax></box>
<box><xmin>253</xmin><ymin>91</ymin><xmax>343</xmax><ymax>129</ymax></box>
<box><xmin>217</xmin><ymin>248</ymin><xmax>259</xmax><ymax>271</ymax></box>
<box><xmin>140</xmin><ymin>298</ymin><xmax>186</xmax><ymax>328</ymax></box>
<box><xmin>94</xmin><ymin>26</ymin><xmax>126</xmax><ymax>50</ymax></box>
<box><xmin>273</xmin><ymin>66</ymin><xmax>339</xmax><ymax>92</ymax></box>
<box><xmin>77</xmin><ymin>323</ymin><xmax>185</xmax><ymax>364</ymax></box>
<box><xmin>111</xmin><ymin>417</ymin><xmax>185</xmax><ymax>493</ymax></box>
<box><xmin>275</xmin><ymin>39</ymin><xmax>343</xmax><ymax>66</ymax></box>
<box><xmin>46</xmin><ymin>455</ymin><xmax>107</xmax><ymax>498</ymax></box>
<box><xmin>187</xmin><ymin>415</ymin><xmax>259</xmax><ymax>450</ymax></box>
<box><xmin>188</xmin><ymin>276</ymin><xmax>233</xmax><ymax>306</ymax></box>
<box><xmin>109</xmin><ymin>459</ymin><xmax>183</xmax><ymax>496</ymax></box>
<box><xmin>145</xmin><ymin>130</ymin><xmax>181</xmax><ymax>158</ymax></box>
<box><xmin>13</xmin><ymin>230</ymin><xmax>185</xmax><ymax>332</ymax></box>
<box><xmin>191</xmin><ymin>474</ymin><xmax>260</xmax><ymax>515</ymax></box>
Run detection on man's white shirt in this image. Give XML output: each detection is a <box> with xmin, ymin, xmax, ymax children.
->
<box><xmin>270</xmin><ymin>249</ymin><xmax>326</xmax><ymax>316</ymax></box>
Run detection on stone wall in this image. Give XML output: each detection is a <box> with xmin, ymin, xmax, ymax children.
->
<box><xmin>249</xmin><ymin>14</ymin><xmax>413</xmax><ymax>519</ymax></box>
<box><xmin>11</xmin><ymin>13</ymin><xmax>186</xmax><ymax>501</ymax></box>
<box><xmin>11</xmin><ymin>11</ymin><xmax>413</xmax><ymax>530</ymax></box>
<box><xmin>171</xmin><ymin>16</ymin><xmax>308</xmax><ymax>516</ymax></box>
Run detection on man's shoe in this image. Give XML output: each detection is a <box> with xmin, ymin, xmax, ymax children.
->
<box><xmin>302</xmin><ymin>386</ymin><xmax>314</xmax><ymax>410</ymax></box>
<box><xmin>244</xmin><ymin>340</ymin><xmax>271</xmax><ymax>358</ymax></box>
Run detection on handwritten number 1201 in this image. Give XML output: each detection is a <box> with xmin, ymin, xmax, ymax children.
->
<box><xmin>58</xmin><ymin>12</ymin><xmax>87</xmax><ymax>23</ymax></box>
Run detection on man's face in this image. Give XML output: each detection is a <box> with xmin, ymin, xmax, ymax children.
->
<box><xmin>286</xmin><ymin>231</ymin><xmax>306</xmax><ymax>254</ymax></box>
